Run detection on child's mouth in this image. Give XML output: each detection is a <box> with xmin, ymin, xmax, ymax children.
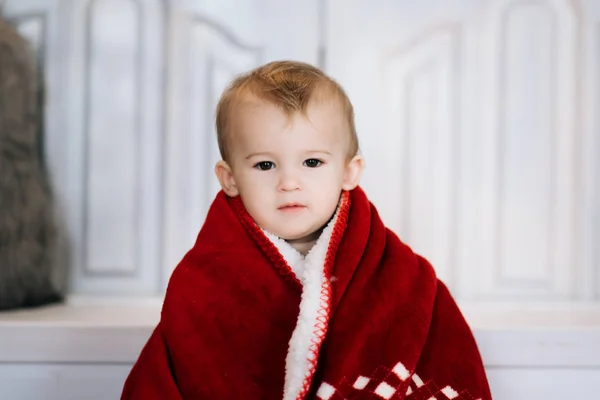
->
<box><xmin>278</xmin><ymin>204</ymin><xmax>306</xmax><ymax>212</ymax></box>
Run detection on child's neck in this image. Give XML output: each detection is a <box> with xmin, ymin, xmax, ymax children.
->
<box><xmin>287</xmin><ymin>229</ymin><xmax>323</xmax><ymax>256</ymax></box>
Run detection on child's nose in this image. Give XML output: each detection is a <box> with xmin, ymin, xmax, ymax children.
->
<box><xmin>277</xmin><ymin>169</ymin><xmax>301</xmax><ymax>192</ymax></box>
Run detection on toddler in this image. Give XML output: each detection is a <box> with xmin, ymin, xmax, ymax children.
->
<box><xmin>122</xmin><ymin>61</ymin><xmax>491</xmax><ymax>400</ymax></box>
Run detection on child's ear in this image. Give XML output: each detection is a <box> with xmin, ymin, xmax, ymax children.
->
<box><xmin>215</xmin><ymin>160</ymin><xmax>239</xmax><ymax>196</ymax></box>
<box><xmin>342</xmin><ymin>154</ymin><xmax>365</xmax><ymax>190</ymax></box>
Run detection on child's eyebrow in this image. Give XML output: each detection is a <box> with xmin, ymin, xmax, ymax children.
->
<box><xmin>245</xmin><ymin>150</ymin><xmax>332</xmax><ymax>159</ymax></box>
<box><xmin>245</xmin><ymin>152</ymin><xmax>273</xmax><ymax>160</ymax></box>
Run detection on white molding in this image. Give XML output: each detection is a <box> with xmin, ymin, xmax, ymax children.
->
<box><xmin>161</xmin><ymin>10</ymin><xmax>261</xmax><ymax>286</ymax></box>
<box><xmin>383</xmin><ymin>25</ymin><xmax>462</xmax><ymax>289</ymax></box>
<box><xmin>1</xmin><ymin>298</ymin><xmax>599</xmax><ymax>367</ymax></box>
<box><xmin>474</xmin><ymin>0</ymin><xmax>579</xmax><ymax>300</ymax></box>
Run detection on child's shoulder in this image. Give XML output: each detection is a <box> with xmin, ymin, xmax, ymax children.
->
<box><xmin>382</xmin><ymin>227</ymin><xmax>438</xmax><ymax>280</ymax></box>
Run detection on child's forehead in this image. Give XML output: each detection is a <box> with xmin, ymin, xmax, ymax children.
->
<box><xmin>232</xmin><ymin>93</ymin><xmax>346</xmax><ymax>124</ymax></box>
<box><xmin>225</xmin><ymin>92</ymin><xmax>351</xmax><ymax>154</ymax></box>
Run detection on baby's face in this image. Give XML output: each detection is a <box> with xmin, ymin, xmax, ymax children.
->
<box><xmin>220</xmin><ymin>97</ymin><xmax>362</xmax><ymax>244</ymax></box>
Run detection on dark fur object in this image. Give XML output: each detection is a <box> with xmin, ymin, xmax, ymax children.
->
<box><xmin>0</xmin><ymin>17</ymin><xmax>62</xmax><ymax>310</ymax></box>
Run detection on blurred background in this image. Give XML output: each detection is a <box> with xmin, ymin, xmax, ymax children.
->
<box><xmin>0</xmin><ymin>0</ymin><xmax>599</xmax><ymax>399</ymax></box>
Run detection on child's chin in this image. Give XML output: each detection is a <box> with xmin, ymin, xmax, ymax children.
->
<box><xmin>279</xmin><ymin>233</ymin><xmax>306</xmax><ymax>242</ymax></box>
<box><xmin>276</xmin><ymin>229</ymin><xmax>310</xmax><ymax>242</ymax></box>
<box><xmin>278</xmin><ymin>228</ymin><xmax>321</xmax><ymax>243</ymax></box>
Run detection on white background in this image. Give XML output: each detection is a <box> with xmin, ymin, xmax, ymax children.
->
<box><xmin>1</xmin><ymin>0</ymin><xmax>599</xmax><ymax>398</ymax></box>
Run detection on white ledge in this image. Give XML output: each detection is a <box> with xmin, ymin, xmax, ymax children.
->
<box><xmin>1</xmin><ymin>297</ymin><xmax>599</xmax><ymax>367</ymax></box>
<box><xmin>459</xmin><ymin>302</ymin><xmax>600</xmax><ymax>368</ymax></box>
<box><xmin>0</xmin><ymin>296</ymin><xmax>162</xmax><ymax>364</ymax></box>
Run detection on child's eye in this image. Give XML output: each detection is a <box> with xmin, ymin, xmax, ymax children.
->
<box><xmin>303</xmin><ymin>159</ymin><xmax>322</xmax><ymax>168</ymax></box>
<box><xmin>254</xmin><ymin>161</ymin><xmax>275</xmax><ymax>171</ymax></box>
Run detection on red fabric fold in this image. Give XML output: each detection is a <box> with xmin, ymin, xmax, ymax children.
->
<box><xmin>122</xmin><ymin>187</ymin><xmax>492</xmax><ymax>400</ymax></box>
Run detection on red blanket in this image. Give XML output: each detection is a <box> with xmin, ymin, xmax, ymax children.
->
<box><xmin>122</xmin><ymin>187</ymin><xmax>492</xmax><ymax>400</ymax></box>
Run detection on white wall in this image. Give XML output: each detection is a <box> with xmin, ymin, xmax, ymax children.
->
<box><xmin>2</xmin><ymin>0</ymin><xmax>322</xmax><ymax>295</ymax></box>
<box><xmin>326</xmin><ymin>0</ymin><xmax>600</xmax><ymax>302</ymax></box>
<box><xmin>3</xmin><ymin>0</ymin><xmax>598</xmax><ymax>302</ymax></box>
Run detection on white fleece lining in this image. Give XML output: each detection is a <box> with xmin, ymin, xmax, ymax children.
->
<box><xmin>263</xmin><ymin>209</ymin><xmax>341</xmax><ymax>400</ymax></box>
<box><xmin>262</xmin><ymin>231</ymin><xmax>305</xmax><ymax>280</ymax></box>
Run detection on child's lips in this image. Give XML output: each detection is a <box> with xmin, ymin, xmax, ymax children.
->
<box><xmin>278</xmin><ymin>204</ymin><xmax>306</xmax><ymax>212</ymax></box>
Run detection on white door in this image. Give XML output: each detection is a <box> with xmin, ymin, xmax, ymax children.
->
<box><xmin>325</xmin><ymin>0</ymin><xmax>598</xmax><ymax>301</ymax></box>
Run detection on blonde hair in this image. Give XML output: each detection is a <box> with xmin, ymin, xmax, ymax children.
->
<box><xmin>215</xmin><ymin>60</ymin><xmax>359</xmax><ymax>162</ymax></box>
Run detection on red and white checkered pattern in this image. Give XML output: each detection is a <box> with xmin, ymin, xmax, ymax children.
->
<box><xmin>315</xmin><ymin>361</ymin><xmax>482</xmax><ymax>400</ymax></box>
